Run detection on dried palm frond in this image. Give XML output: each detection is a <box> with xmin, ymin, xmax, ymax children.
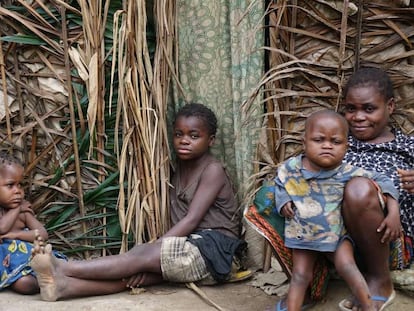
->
<box><xmin>245</xmin><ymin>0</ymin><xmax>414</xmax><ymax>196</ymax></box>
<box><xmin>113</xmin><ymin>0</ymin><xmax>174</xmax><ymax>251</ymax></box>
<box><xmin>0</xmin><ymin>0</ymin><xmax>173</xmax><ymax>257</ymax></box>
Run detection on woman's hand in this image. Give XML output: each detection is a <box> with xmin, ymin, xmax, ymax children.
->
<box><xmin>376</xmin><ymin>196</ymin><xmax>402</xmax><ymax>243</ymax></box>
<box><xmin>397</xmin><ymin>169</ymin><xmax>414</xmax><ymax>194</ymax></box>
<box><xmin>378</xmin><ymin>214</ymin><xmax>402</xmax><ymax>243</ymax></box>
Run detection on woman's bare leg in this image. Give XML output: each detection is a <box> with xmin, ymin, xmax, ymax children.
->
<box><xmin>342</xmin><ymin>177</ymin><xmax>393</xmax><ymax>309</ymax></box>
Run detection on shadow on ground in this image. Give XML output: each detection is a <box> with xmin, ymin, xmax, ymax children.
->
<box><xmin>1</xmin><ymin>273</ymin><xmax>413</xmax><ymax>311</ymax></box>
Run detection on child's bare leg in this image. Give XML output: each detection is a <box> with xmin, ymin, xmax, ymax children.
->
<box><xmin>287</xmin><ymin>249</ymin><xmax>317</xmax><ymax>311</ymax></box>
<box><xmin>126</xmin><ymin>272</ymin><xmax>164</xmax><ymax>288</ymax></box>
<box><xmin>65</xmin><ymin>242</ymin><xmax>163</xmax><ymax>280</ymax></box>
<box><xmin>11</xmin><ymin>275</ymin><xmax>39</xmax><ymax>295</ymax></box>
<box><xmin>30</xmin><ymin>242</ymin><xmax>68</xmax><ymax>301</ymax></box>
<box><xmin>334</xmin><ymin>240</ymin><xmax>374</xmax><ymax>311</ymax></box>
<box><xmin>30</xmin><ymin>232</ymin><xmax>165</xmax><ymax>300</ymax></box>
<box><xmin>31</xmin><ymin>239</ymin><xmax>129</xmax><ymax>300</ymax></box>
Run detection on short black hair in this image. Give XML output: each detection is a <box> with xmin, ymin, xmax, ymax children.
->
<box><xmin>175</xmin><ymin>103</ymin><xmax>218</xmax><ymax>135</ymax></box>
<box><xmin>343</xmin><ymin>67</ymin><xmax>394</xmax><ymax>101</ymax></box>
<box><xmin>0</xmin><ymin>151</ymin><xmax>22</xmax><ymax>169</ymax></box>
<box><xmin>305</xmin><ymin>109</ymin><xmax>348</xmax><ymax>135</ymax></box>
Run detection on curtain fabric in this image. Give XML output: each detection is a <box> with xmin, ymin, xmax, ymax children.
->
<box><xmin>174</xmin><ymin>0</ymin><xmax>264</xmax><ymax>194</ymax></box>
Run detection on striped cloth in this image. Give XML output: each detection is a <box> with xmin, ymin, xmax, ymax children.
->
<box><xmin>160</xmin><ymin>236</ymin><xmax>211</xmax><ymax>283</ymax></box>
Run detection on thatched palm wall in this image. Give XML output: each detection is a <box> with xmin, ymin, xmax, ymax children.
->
<box><xmin>244</xmin><ymin>0</ymin><xmax>414</xmax><ymax>271</ymax></box>
<box><xmin>253</xmin><ymin>0</ymin><xmax>414</xmax><ymax>180</ymax></box>
<box><xmin>0</xmin><ymin>0</ymin><xmax>173</xmax><ymax>257</ymax></box>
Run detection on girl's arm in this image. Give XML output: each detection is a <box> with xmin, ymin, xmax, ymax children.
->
<box><xmin>0</xmin><ymin>206</ymin><xmax>21</xmax><ymax>235</ymax></box>
<box><xmin>0</xmin><ymin>202</ymin><xmax>48</xmax><ymax>242</ymax></box>
<box><xmin>162</xmin><ymin>162</ymin><xmax>226</xmax><ymax>238</ymax></box>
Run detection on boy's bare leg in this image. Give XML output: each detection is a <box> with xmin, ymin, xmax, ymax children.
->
<box><xmin>287</xmin><ymin>249</ymin><xmax>317</xmax><ymax>311</ymax></box>
<box><xmin>334</xmin><ymin>240</ymin><xmax>374</xmax><ymax>311</ymax></box>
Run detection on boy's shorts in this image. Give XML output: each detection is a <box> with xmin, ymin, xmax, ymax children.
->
<box><xmin>161</xmin><ymin>236</ymin><xmax>213</xmax><ymax>283</ymax></box>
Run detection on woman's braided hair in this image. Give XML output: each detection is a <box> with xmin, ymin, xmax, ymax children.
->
<box><xmin>343</xmin><ymin>67</ymin><xmax>394</xmax><ymax>101</ymax></box>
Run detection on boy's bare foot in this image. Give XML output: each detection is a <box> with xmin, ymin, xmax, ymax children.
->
<box><xmin>30</xmin><ymin>231</ymin><xmax>64</xmax><ymax>301</ymax></box>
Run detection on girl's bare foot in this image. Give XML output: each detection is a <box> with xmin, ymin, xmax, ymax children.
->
<box><xmin>30</xmin><ymin>231</ymin><xmax>64</xmax><ymax>301</ymax></box>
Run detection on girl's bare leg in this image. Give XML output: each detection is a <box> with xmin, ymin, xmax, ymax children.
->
<box><xmin>30</xmin><ymin>234</ymin><xmax>164</xmax><ymax>300</ymax></box>
<box><xmin>30</xmin><ymin>243</ymin><xmax>128</xmax><ymax>300</ymax></box>
<box><xmin>11</xmin><ymin>275</ymin><xmax>39</xmax><ymax>295</ymax></box>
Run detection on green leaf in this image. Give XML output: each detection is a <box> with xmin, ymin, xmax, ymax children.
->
<box><xmin>0</xmin><ymin>35</ymin><xmax>46</xmax><ymax>45</ymax></box>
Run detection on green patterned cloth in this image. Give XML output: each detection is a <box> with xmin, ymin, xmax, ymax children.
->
<box><xmin>173</xmin><ymin>1</ymin><xmax>264</xmax><ymax>192</ymax></box>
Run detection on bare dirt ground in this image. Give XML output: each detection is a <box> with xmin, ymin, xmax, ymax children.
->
<box><xmin>1</xmin><ymin>275</ymin><xmax>413</xmax><ymax>311</ymax></box>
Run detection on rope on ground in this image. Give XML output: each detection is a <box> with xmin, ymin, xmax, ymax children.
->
<box><xmin>185</xmin><ymin>282</ymin><xmax>229</xmax><ymax>311</ymax></box>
